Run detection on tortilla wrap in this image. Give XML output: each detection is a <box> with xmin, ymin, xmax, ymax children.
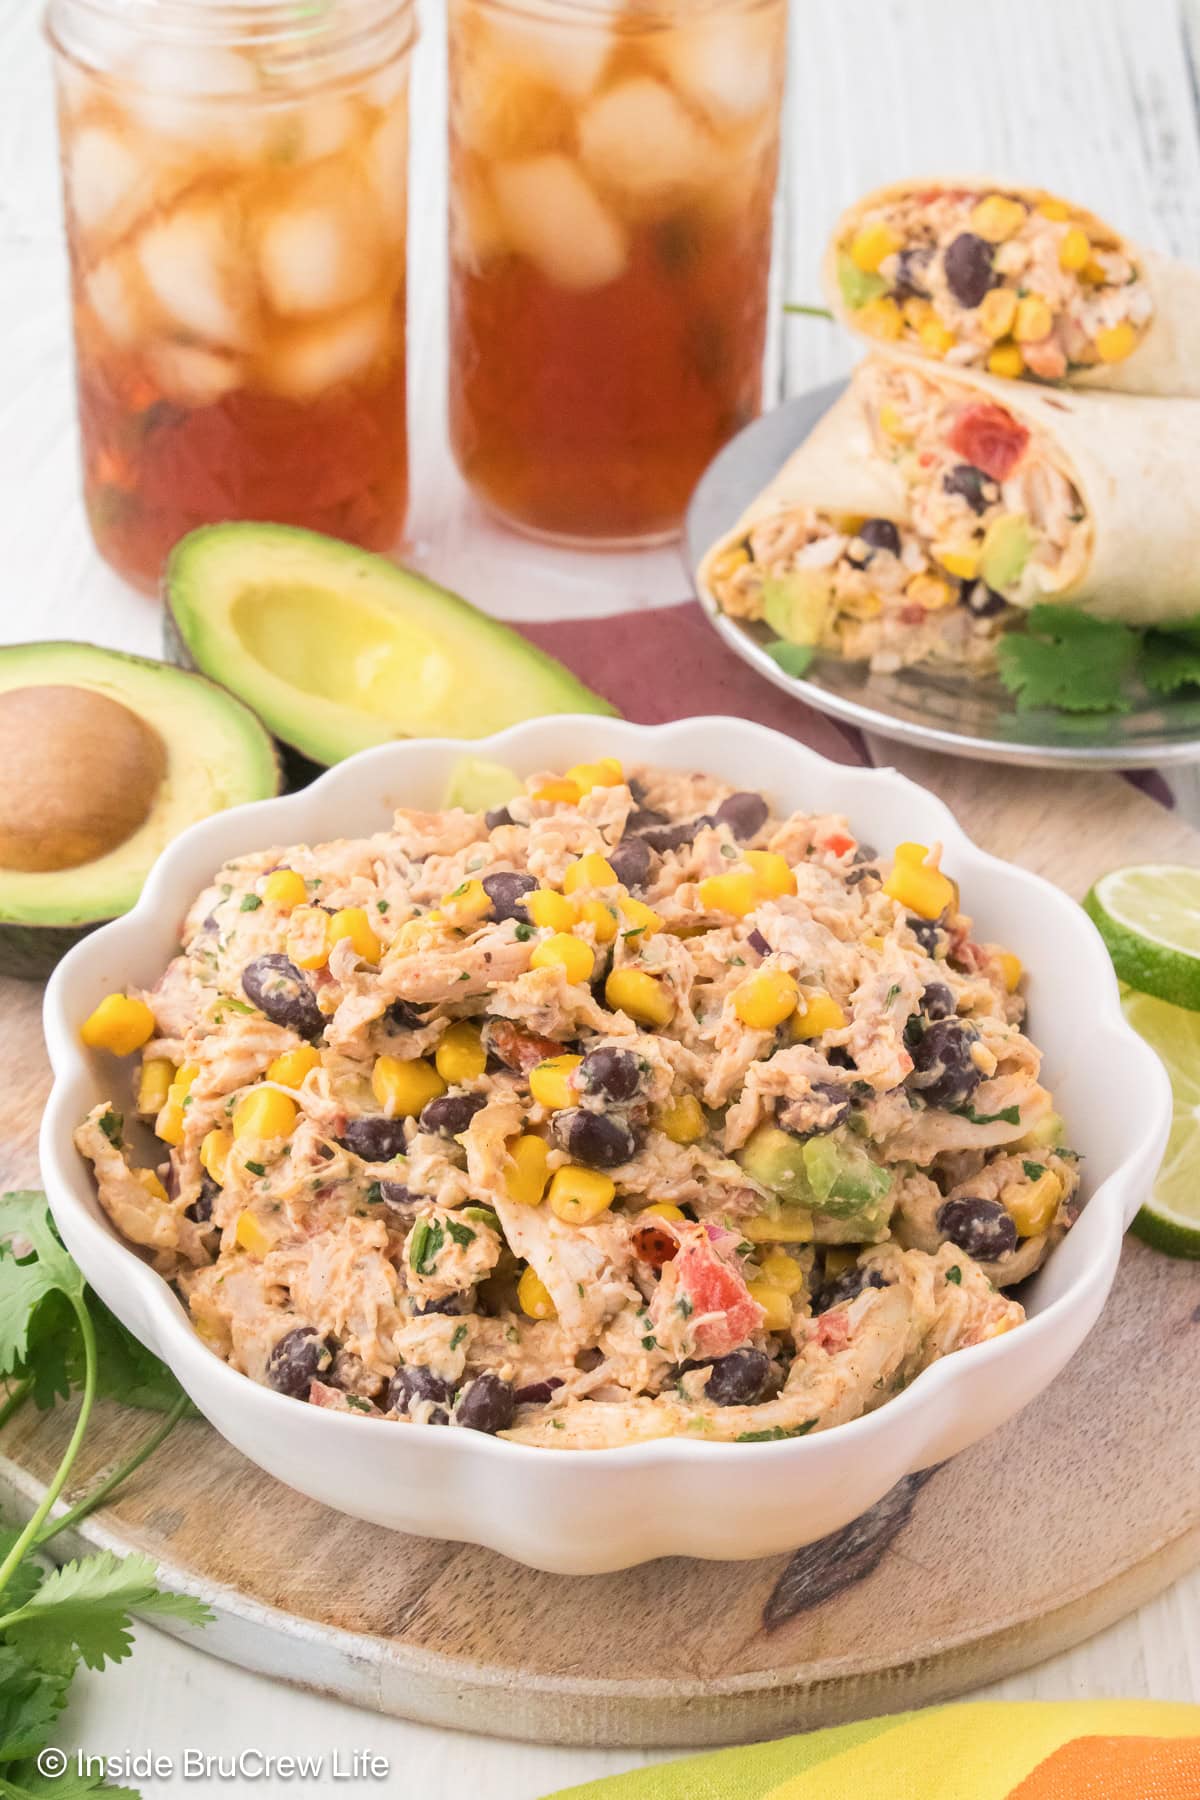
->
<box><xmin>700</xmin><ymin>351</ymin><xmax>1200</xmax><ymax>627</ymax></box>
<box><xmin>821</xmin><ymin>178</ymin><xmax>1200</xmax><ymax>399</ymax></box>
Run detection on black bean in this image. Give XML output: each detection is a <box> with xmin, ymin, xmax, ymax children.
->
<box><xmin>908</xmin><ymin>916</ymin><xmax>947</xmax><ymax>955</ymax></box>
<box><xmin>746</xmin><ymin>928</ymin><xmax>771</xmax><ymax>957</ymax></box>
<box><xmin>454</xmin><ymin>1371</ymin><xmax>515</xmax><ymax>1434</ymax></box>
<box><xmin>384</xmin><ymin>998</ymin><xmax>427</xmax><ymax>1032</ymax></box>
<box><xmin>608</xmin><ymin>835</ymin><xmax>652</xmax><ymax>889</ymax></box>
<box><xmin>937</xmin><ymin>1196</ymin><xmax>1018</xmax><ymax>1261</ymax></box>
<box><xmin>965</xmin><ymin>582</ymin><xmax>1009</xmax><ymax>619</ymax></box>
<box><xmin>241</xmin><ymin>953</ymin><xmax>323</xmax><ymax>1040</ymax></box>
<box><xmin>482</xmin><ymin>870</ymin><xmax>536</xmax><ymax>922</ymax></box>
<box><xmin>339</xmin><ymin>1116</ymin><xmax>410</xmax><ymax>1161</ymax></box>
<box><xmin>185</xmin><ymin>1172</ymin><xmax>219</xmax><ymax>1225</ymax></box>
<box><xmin>484</xmin><ymin>806</ymin><xmax>513</xmax><ymax>830</ymax></box>
<box><xmin>893</xmin><ymin>244</ymin><xmax>933</xmax><ymax>299</ymax></box>
<box><xmin>514</xmin><ymin>1377</ymin><xmax>564</xmax><ymax>1405</ymax></box>
<box><xmin>713</xmin><ymin>791</ymin><xmax>769</xmax><ymax>840</ymax></box>
<box><xmin>921</xmin><ymin>981</ymin><xmax>956</xmax><ymax>1020</ymax></box>
<box><xmin>553</xmin><ymin>1108</ymin><xmax>639</xmax><ymax>1169</ymax></box>
<box><xmin>267</xmin><ymin>1326</ymin><xmax>336</xmax><ymax>1399</ymax></box>
<box><xmin>943</xmin><ymin>232</ymin><xmax>995</xmax><ymax>307</ymax></box>
<box><xmin>848</xmin><ymin>517</ymin><xmax>902</xmax><ymax>567</ymax></box>
<box><xmin>852</xmin><ymin>843</ymin><xmax>879</xmax><ymax>865</ymax></box>
<box><xmin>412</xmin><ymin>1291</ymin><xmax>471</xmax><ymax>1316</ymax></box>
<box><xmin>693</xmin><ymin>1349</ymin><xmax>771</xmax><ymax>1406</ymax></box>
<box><xmin>627</xmin><ymin>806</ymin><xmax>668</xmax><ymax>833</ymax></box>
<box><xmin>826</xmin><ymin>1045</ymin><xmax>856</xmax><ymax>1071</ymax></box>
<box><xmin>578</xmin><ymin>1045</ymin><xmax>642</xmax><ymax>1102</ymax></box>
<box><xmin>388</xmin><ymin>1364</ymin><xmax>454</xmax><ymax>1420</ymax></box>
<box><xmin>908</xmin><ymin>1020</ymin><xmax>982</xmax><ymax>1107</ymax></box>
<box><xmin>419</xmin><ymin>1091</ymin><xmax>488</xmax><ymax>1137</ymax></box>
<box><xmin>814</xmin><ymin>1265</ymin><xmax>886</xmax><ymax>1313</ymax></box>
<box><xmin>638</xmin><ymin>818</ymin><xmax>712</xmax><ymax>854</ymax></box>
<box><xmin>942</xmin><ymin>462</ymin><xmax>997</xmax><ymax>515</ymax></box>
<box><xmin>377</xmin><ymin>1180</ymin><xmax>417</xmax><ymax>1209</ymax></box>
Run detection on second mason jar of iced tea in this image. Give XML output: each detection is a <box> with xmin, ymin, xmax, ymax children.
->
<box><xmin>47</xmin><ymin>0</ymin><xmax>416</xmax><ymax>592</ymax></box>
<box><xmin>448</xmin><ymin>0</ymin><xmax>787</xmax><ymax>547</ymax></box>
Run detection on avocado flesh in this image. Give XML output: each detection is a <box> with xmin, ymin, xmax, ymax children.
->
<box><xmin>165</xmin><ymin>524</ymin><xmax>616</xmax><ymax>768</ymax></box>
<box><xmin>0</xmin><ymin>642</ymin><xmax>279</xmax><ymax>975</ymax></box>
<box><xmin>979</xmin><ymin>512</ymin><xmax>1033</xmax><ymax>595</ymax></box>
<box><xmin>762</xmin><ymin>571</ymin><xmax>833</xmax><ymax>648</ymax></box>
<box><xmin>737</xmin><ymin>1122</ymin><xmax>894</xmax><ymax>1236</ymax></box>
<box><xmin>443</xmin><ymin>757</ymin><xmax>523</xmax><ymax>813</ymax></box>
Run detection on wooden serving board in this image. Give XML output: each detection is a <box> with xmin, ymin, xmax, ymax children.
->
<box><xmin>1</xmin><ymin>754</ymin><xmax>1198</xmax><ymax>1749</ymax></box>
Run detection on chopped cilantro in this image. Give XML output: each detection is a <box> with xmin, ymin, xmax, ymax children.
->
<box><xmin>345</xmin><ymin>1395</ymin><xmax>372</xmax><ymax>1413</ymax></box>
<box><xmin>408</xmin><ymin>1218</ymin><xmax>444</xmax><ymax>1275</ymax></box>
<box><xmin>98</xmin><ymin>1110</ymin><xmax>122</xmax><ymax>1145</ymax></box>
<box><xmin>1143</xmin><ymin>623</ymin><xmax>1200</xmax><ymax>695</ymax></box>
<box><xmin>366</xmin><ymin>1182</ymin><xmax>383</xmax><ymax>1204</ymax></box>
<box><xmin>220</xmin><ymin>882</ymin><xmax>233</xmax><ymax>897</ymax></box>
<box><xmin>1022</xmin><ymin>1160</ymin><xmax>1047</xmax><ymax>1181</ymax></box>
<box><xmin>446</xmin><ymin>1219</ymin><xmax>476</xmax><ymax>1249</ymax></box>
<box><xmin>951</xmin><ymin>1103</ymin><xmax>1021</xmax><ymax>1126</ymax></box>
<box><xmin>735</xmin><ymin>1420</ymin><xmax>816</xmax><ymax>1442</ymax></box>
<box><xmin>945</xmin><ymin>1265</ymin><xmax>962</xmax><ymax>1285</ymax></box>
<box><xmin>884</xmin><ymin>984</ymin><xmax>900</xmax><ymax>1007</ymax></box>
<box><xmin>514</xmin><ymin>922</ymin><xmax>534</xmax><ymax>941</ymax></box>
<box><xmin>244</xmin><ymin>1160</ymin><xmax>267</xmax><ymax>1177</ymax></box>
<box><xmin>450</xmin><ymin>1324</ymin><xmax>468</xmax><ymax>1349</ymax></box>
<box><xmin>676</xmin><ymin>1295</ymin><xmax>693</xmax><ymax>1318</ymax></box>
<box><xmin>720</xmin><ymin>842</ymin><xmax>739</xmax><ymax>859</ymax></box>
<box><xmin>377</xmin><ymin>900</ymin><xmax>390</xmax><ymax>914</ymax></box>
<box><xmin>764</xmin><ymin>638</ymin><xmax>815</xmax><ymax>679</ymax></box>
<box><xmin>641</xmin><ymin>1334</ymin><xmax>657</xmax><ymax>1351</ymax></box>
<box><xmin>996</xmin><ymin>606</ymin><xmax>1138</xmax><ymax>714</ymax></box>
<box><xmin>456</xmin><ymin>971</ymin><xmax>470</xmax><ymax>983</ymax></box>
<box><xmin>240</xmin><ymin>893</ymin><xmax>263</xmax><ymax>911</ymax></box>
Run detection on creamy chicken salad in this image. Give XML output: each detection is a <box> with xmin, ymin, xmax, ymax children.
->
<box><xmin>76</xmin><ymin>760</ymin><xmax>1080</xmax><ymax>1448</ymax></box>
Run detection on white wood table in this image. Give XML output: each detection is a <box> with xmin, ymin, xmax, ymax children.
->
<box><xmin>2</xmin><ymin>0</ymin><xmax>1199</xmax><ymax>1790</ymax></box>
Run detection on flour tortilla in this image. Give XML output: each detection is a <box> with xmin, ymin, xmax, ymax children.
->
<box><xmin>699</xmin><ymin>352</ymin><xmax>1200</xmax><ymax>626</ymax></box>
<box><xmin>822</xmin><ymin>178</ymin><xmax>1200</xmax><ymax>399</ymax></box>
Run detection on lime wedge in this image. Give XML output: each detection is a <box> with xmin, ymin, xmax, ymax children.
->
<box><xmin>1084</xmin><ymin>864</ymin><xmax>1200</xmax><ymax>1010</ymax></box>
<box><xmin>1120</xmin><ymin>988</ymin><xmax>1200</xmax><ymax>1257</ymax></box>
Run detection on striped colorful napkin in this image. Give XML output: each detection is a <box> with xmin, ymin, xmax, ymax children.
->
<box><xmin>544</xmin><ymin>1703</ymin><xmax>1200</xmax><ymax>1799</ymax></box>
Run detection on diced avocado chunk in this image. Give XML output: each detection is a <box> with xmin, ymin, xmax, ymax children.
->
<box><xmin>1016</xmin><ymin>1110</ymin><xmax>1065</xmax><ymax>1152</ymax></box>
<box><xmin>762</xmin><ymin>571</ymin><xmax>834</xmax><ymax>649</ymax></box>
<box><xmin>837</xmin><ymin>252</ymin><xmax>888</xmax><ymax>312</ymax></box>
<box><xmin>979</xmin><ymin>513</ymin><xmax>1033</xmax><ymax>595</ymax></box>
<box><xmin>164</xmin><ymin>523</ymin><xmax>615</xmax><ymax>769</ymax></box>
<box><xmin>444</xmin><ymin>756</ymin><xmax>522</xmax><ymax>813</ymax></box>
<box><xmin>802</xmin><ymin>1133</ymin><xmax>894</xmax><ymax>1215</ymax></box>
<box><xmin>737</xmin><ymin>1124</ymin><xmax>812</xmax><ymax>1204</ymax></box>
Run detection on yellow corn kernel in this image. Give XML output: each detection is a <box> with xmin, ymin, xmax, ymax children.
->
<box><xmin>235</xmin><ymin>1210</ymin><xmax>274</xmax><ymax>1258</ymax></box>
<box><xmin>863</xmin><ymin>934</ymin><xmax>885</xmax><ymax>951</ymax></box>
<box><xmin>1016</xmin><ymin>1111</ymin><xmax>1064</xmax><ymax>1153</ymax></box>
<box><xmin>529</xmin><ymin>1053</ymin><xmax>583</xmax><ymax>1110</ymax></box>
<box><xmin>578</xmin><ymin>897</ymin><xmax>618</xmax><ymax>943</ymax></box>
<box><xmin>1037</xmin><ymin>199</ymin><xmax>1070</xmax><ymax>223</ymax></box>
<box><xmin>263</xmin><ymin>868</ymin><xmax>308</xmax><ymax>910</ymax></box>
<box><xmin>978</xmin><ymin>287</ymin><xmax>1018</xmax><ymax>340</ymax></box>
<box><xmin>80</xmin><ymin>993</ymin><xmax>156</xmax><ymax>1056</ymax></box>
<box><xmin>823</xmin><ymin>1245</ymin><xmax>858</xmax><ymax>1280</ymax></box>
<box><xmin>267</xmin><ymin>1045</ymin><xmax>321</xmax><ymax>1091</ymax></box>
<box><xmin>1014</xmin><ymin>294</ymin><xmax>1054</xmax><ymax>343</ymax></box>
<box><xmin>605</xmin><ymin>967</ymin><xmax>676</xmax><ymax>1028</ymax></box>
<box><xmin>998</xmin><ymin>951</ymin><xmax>1023</xmax><ymax>993</ymax></box>
<box><xmin>327</xmin><ymin>907</ymin><xmax>381</xmax><ymax>964</ymax></box>
<box><xmin>505</xmin><ymin>1133</ymin><xmax>551</xmax><ymax>1207</ymax></box>
<box><xmin>877</xmin><ymin>402</ymin><xmax>909</xmax><ymax>440</ymax></box>
<box><xmin>548</xmin><ymin>1165</ymin><xmax>616</xmax><ymax>1224</ymax></box>
<box><xmin>746</xmin><ymin>1280</ymin><xmax>793</xmax><ymax>1332</ymax></box>
<box><xmin>741</xmin><ymin>1210</ymin><xmax>813</xmax><ymax>1243</ymax></box>
<box><xmin>526</xmin><ymin>888</ymin><xmax>578</xmax><ymax>931</ymax></box>
<box><xmin>1003</xmin><ymin>1169</ymin><xmax>1063</xmax><ymax>1238</ymax></box>
<box><xmin>1058</xmin><ymin>224</ymin><xmax>1091</xmax><ymax>271</ymax></box>
<box><xmin>1095</xmin><ymin>321</ymin><xmax>1138</xmax><ymax>364</ymax></box>
<box><xmin>566</xmin><ymin>757</ymin><xmax>623</xmax><ymax>795</ymax></box>
<box><xmin>372</xmin><ymin>1054</ymin><xmax>445</xmax><ymax>1117</ymax></box>
<box><xmin>135</xmin><ymin>1167</ymin><xmax>169</xmax><ymax>1204</ymax></box>
<box><xmin>987</xmin><ymin>341</ymin><xmax>1025</xmax><ymax>379</ymax></box>
<box><xmin>970</xmin><ymin>193</ymin><xmax>1026</xmax><ymax>243</ymax></box>
<box><xmin>200</xmin><ymin>1127</ymin><xmax>232</xmax><ymax>1186</ymax></box>
<box><xmin>849</xmin><ymin>219</ymin><xmax>901</xmax><ymax>274</ymax></box>
<box><xmin>856</xmin><ymin>295</ymin><xmax>904</xmax><ymax>341</ymax></box>
<box><xmin>840</xmin><ymin>589</ymin><xmax>883</xmax><ymax>620</ymax></box>
<box><xmin>518</xmin><ymin>1264</ymin><xmax>557</xmax><ymax>1319</ymax></box>
<box><xmin>642</xmin><ymin>1201</ymin><xmax>686</xmax><ymax>1223</ymax></box>
<box><xmin>618</xmin><ymin>896</ymin><xmax>663</xmax><ymax>938</ymax></box>
<box><xmin>937</xmin><ymin>546</ymin><xmax>981</xmax><ymax>582</ymax></box>
<box><xmin>137</xmin><ymin>1057</ymin><xmax>175</xmax><ymax>1115</ymax></box>
<box><xmin>745</xmin><ymin>850</ymin><xmax>797</xmax><ymax>898</ymax></box>
<box><xmin>918</xmin><ymin>317</ymin><xmax>957</xmax><ymax>357</ymax></box>
<box><xmin>435</xmin><ymin>1022</ymin><xmax>487</xmax><ymax>1084</ymax></box>
<box><xmin>563</xmin><ymin>852</ymin><xmax>618</xmax><ymax>893</ymax></box>
<box><xmin>1081</xmin><ymin>258</ymin><xmax>1109</xmax><ymax>286</ymax></box>
<box><xmin>655</xmin><ymin>1093</ymin><xmax>706</xmax><ymax>1146</ymax></box>
<box><xmin>901</xmin><ymin>296</ymin><xmax>934</xmax><ymax>330</ymax></box>
<box><xmin>734</xmin><ymin>968</ymin><xmax>800</xmax><ymax>1031</ymax></box>
<box><xmin>287</xmin><ymin>905</ymin><xmax>331</xmax><ymax>971</ymax></box>
<box><xmin>387</xmin><ymin>914</ymin><xmax>442</xmax><ymax>957</ymax></box>
<box><xmin>711</xmin><ymin>545</ymin><xmax>750</xmax><ymax>583</ymax></box>
<box><xmin>906</xmin><ymin>572</ymin><xmax>957</xmax><ymax>612</ymax></box>
<box><xmin>233</xmin><ymin>1086</ymin><xmax>298</xmax><ymax>1141</ymax></box>
<box><xmin>790</xmin><ymin>991</ymin><xmax>847</xmax><ymax>1039</ymax></box>
<box><xmin>760</xmin><ymin>1246</ymin><xmax>806</xmax><ymax>1296</ymax></box>
<box><xmin>155</xmin><ymin>1062</ymin><xmax>198</xmax><ymax>1147</ymax></box>
<box><xmin>698</xmin><ymin>872</ymin><xmax>759</xmax><ymax>917</ymax></box>
<box><xmin>440</xmin><ymin>878</ymin><xmax>492</xmax><ymax>930</ymax></box>
<box><xmin>530</xmin><ymin>932</ymin><xmax>594</xmax><ymax>984</ymax></box>
<box><xmin>884</xmin><ymin>846</ymin><xmax>956</xmax><ymax>920</ymax></box>
<box><xmin>533</xmin><ymin>777</ymin><xmax>582</xmax><ymax>805</ymax></box>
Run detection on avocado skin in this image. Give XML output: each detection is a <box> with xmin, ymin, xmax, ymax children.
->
<box><xmin>0</xmin><ymin>921</ymin><xmax>104</xmax><ymax>982</ymax></box>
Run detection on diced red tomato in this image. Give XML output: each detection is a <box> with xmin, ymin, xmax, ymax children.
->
<box><xmin>484</xmin><ymin>1018</ymin><xmax>567</xmax><ymax>1074</ymax></box>
<box><xmin>947</xmin><ymin>403</ymin><xmax>1030</xmax><ymax>482</ymax></box>
<box><xmin>815</xmin><ymin>1311</ymin><xmax>852</xmax><ymax>1353</ymax></box>
<box><xmin>672</xmin><ymin>1242</ymin><xmax>763</xmax><ymax>1357</ymax></box>
<box><xmin>823</xmin><ymin>833</ymin><xmax>855</xmax><ymax>858</ymax></box>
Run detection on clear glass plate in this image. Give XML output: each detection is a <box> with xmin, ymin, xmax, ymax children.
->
<box><xmin>685</xmin><ymin>385</ymin><xmax>1200</xmax><ymax>770</ymax></box>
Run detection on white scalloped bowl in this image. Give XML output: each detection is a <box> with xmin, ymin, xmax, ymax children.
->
<box><xmin>40</xmin><ymin>716</ymin><xmax>1169</xmax><ymax>1574</ymax></box>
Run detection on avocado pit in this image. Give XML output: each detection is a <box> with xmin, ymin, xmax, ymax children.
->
<box><xmin>0</xmin><ymin>684</ymin><xmax>168</xmax><ymax>873</ymax></box>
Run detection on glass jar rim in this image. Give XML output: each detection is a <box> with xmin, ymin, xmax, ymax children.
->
<box><xmin>46</xmin><ymin>0</ymin><xmax>418</xmax><ymax>84</ymax></box>
<box><xmin>462</xmin><ymin>0</ymin><xmax>780</xmax><ymax>25</ymax></box>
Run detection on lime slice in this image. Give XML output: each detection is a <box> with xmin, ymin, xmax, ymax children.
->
<box><xmin>1084</xmin><ymin>864</ymin><xmax>1200</xmax><ymax>1010</ymax></box>
<box><xmin>1120</xmin><ymin>988</ymin><xmax>1200</xmax><ymax>1257</ymax></box>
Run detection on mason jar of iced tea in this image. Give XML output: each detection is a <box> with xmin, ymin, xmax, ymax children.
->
<box><xmin>46</xmin><ymin>0</ymin><xmax>416</xmax><ymax>592</ymax></box>
<box><xmin>447</xmin><ymin>0</ymin><xmax>787</xmax><ymax>547</ymax></box>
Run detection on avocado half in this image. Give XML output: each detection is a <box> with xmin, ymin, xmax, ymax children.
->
<box><xmin>0</xmin><ymin>642</ymin><xmax>280</xmax><ymax>980</ymax></box>
<box><xmin>163</xmin><ymin>523</ymin><xmax>616</xmax><ymax>770</ymax></box>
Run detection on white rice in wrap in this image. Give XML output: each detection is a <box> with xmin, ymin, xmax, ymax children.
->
<box><xmin>822</xmin><ymin>177</ymin><xmax>1200</xmax><ymax>399</ymax></box>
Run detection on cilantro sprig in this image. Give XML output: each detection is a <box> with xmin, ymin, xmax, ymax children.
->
<box><xmin>0</xmin><ymin>1192</ymin><xmax>211</xmax><ymax>1793</ymax></box>
<box><xmin>997</xmin><ymin>605</ymin><xmax>1200</xmax><ymax>714</ymax></box>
